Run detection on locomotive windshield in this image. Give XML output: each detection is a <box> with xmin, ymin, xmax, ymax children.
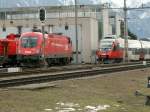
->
<box><xmin>21</xmin><ymin>37</ymin><xmax>38</xmax><ymax>48</ymax></box>
<box><xmin>100</xmin><ymin>40</ymin><xmax>113</xmax><ymax>50</ymax></box>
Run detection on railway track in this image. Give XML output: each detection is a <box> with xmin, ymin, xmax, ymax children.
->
<box><xmin>0</xmin><ymin>61</ymin><xmax>146</xmax><ymax>78</ymax></box>
<box><xmin>0</xmin><ymin>62</ymin><xmax>149</xmax><ymax>88</ymax></box>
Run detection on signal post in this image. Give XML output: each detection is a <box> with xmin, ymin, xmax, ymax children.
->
<box><xmin>39</xmin><ymin>7</ymin><xmax>47</xmax><ymax>67</ymax></box>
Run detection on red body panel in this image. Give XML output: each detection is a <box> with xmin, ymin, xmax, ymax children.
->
<box><xmin>18</xmin><ymin>32</ymin><xmax>42</xmax><ymax>56</ymax></box>
<box><xmin>96</xmin><ymin>40</ymin><xmax>124</xmax><ymax>63</ymax></box>
<box><xmin>44</xmin><ymin>34</ymin><xmax>72</xmax><ymax>57</ymax></box>
<box><xmin>17</xmin><ymin>32</ymin><xmax>73</xmax><ymax>66</ymax></box>
<box><xmin>109</xmin><ymin>50</ymin><xmax>123</xmax><ymax>59</ymax></box>
<box><xmin>96</xmin><ymin>49</ymin><xmax>123</xmax><ymax>59</ymax></box>
<box><xmin>18</xmin><ymin>32</ymin><xmax>72</xmax><ymax>60</ymax></box>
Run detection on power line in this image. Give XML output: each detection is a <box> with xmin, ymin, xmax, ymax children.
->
<box><xmin>98</xmin><ymin>6</ymin><xmax>150</xmax><ymax>10</ymax></box>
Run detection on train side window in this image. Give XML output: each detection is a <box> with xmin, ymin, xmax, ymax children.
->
<box><xmin>143</xmin><ymin>49</ymin><xmax>146</xmax><ymax>54</ymax></box>
<box><xmin>134</xmin><ymin>48</ymin><xmax>140</xmax><ymax>55</ymax></box>
<box><xmin>128</xmin><ymin>48</ymin><xmax>131</xmax><ymax>51</ymax></box>
<box><xmin>144</xmin><ymin>49</ymin><xmax>146</xmax><ymax>54</ymax></box>
<box><xmin>130</xmin><ymin>48</ymin><xmax>134</xmax><ymax>54</ymax></box>
<box><xmin>147</xmin><ymin>49</ymin><xmax>149</xmax><ymax>54</ymax></box>
<box><xmin>146</xmin><ymin>49</ymin><xmax>149</xmax><ymax>54</ymax></box>
<box><xmin>149</xmin><ymin>49</ymin><xmax>150</xmax><ymax>54</ymax></box>
<box><xmin>131</xmin><ymin>48</ymin><xmax>134</xmax><ymax>54</ymax></box>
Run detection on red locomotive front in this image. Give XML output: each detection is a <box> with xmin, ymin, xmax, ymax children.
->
<box><xmin>96</xmin><ymin>37</ymin><xmax>123</xmax><ymax>63</ymax></box>
<box><xmin>18</xmin><ymin>32</ymin><xmax>73</xmax><ymax>67</ymax></box>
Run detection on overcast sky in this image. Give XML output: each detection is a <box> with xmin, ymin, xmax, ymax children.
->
<box><xmin>100</xmin><ymin>0</ymin><xmax>150</xmax><ymax>7</ymax></box>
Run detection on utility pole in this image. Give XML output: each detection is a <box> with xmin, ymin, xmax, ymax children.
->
<box><xmin>75</xmin><ymin>0</ymin><xmax>78</xmax><ymax>64</ymax></box>
<box><xmin>124</xmin><ymin>0</ymin><xmax>128</xmax><ymax>62</ymax></box>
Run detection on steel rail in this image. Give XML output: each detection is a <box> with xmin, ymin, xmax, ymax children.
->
<box><xmin>0</xmin><ymin>61</ymin><xmax>146</xmax><ymax>78</ymax></box>
<box><xmin>0</xmin><ymin>63</ymin><xmax>149</xmax><ymax>88</ymax></box>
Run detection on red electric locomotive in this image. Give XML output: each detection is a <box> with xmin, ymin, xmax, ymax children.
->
<box><xmin>0</xmin><ymin>34</ymin><xmax>19</xmax><ymax>67</ymax></box>
<box><xmin>96</xmin><ymin>35</ymin><xmax>150</xmax><ymax>63</ymax></box>
<box><xmin>96</xmin><ymin>36</ymin><xmax>124</xmax><ymax>63</ymax></box>
<box><xmin>17</xmin><ymin>32</ymin><xmax>73</xmax><ymax>67</ymax></box>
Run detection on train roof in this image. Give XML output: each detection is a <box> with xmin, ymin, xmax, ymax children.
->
<box><xmin>21</xmin><ymin>32</ymin><xmax>70</xmax><ymax>40</ymax></box>
<box><xmin>100</xmin><ymin>37</ymin><xmax>150</xmax><ymax>49</ymax></box>
<box><xmin>103</xmin><ymin>35</ymin><xmax>119</xmax><ymax>39</ymax></box>
<box><xmin>21</xmin><ymin>32</ymin><xmax>42</xmax><ymax>36</ymax></box>
<box><xmin>140</xmin><ymin>41</ymin><xmax>150</xmax><ymax>48</ymax></box>
<box><xmin>128</xmin><ymin>40</ymin><xmax>141</xmax><ymax>48</ymax></box>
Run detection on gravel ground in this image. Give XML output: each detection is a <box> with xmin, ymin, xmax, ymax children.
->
<box><xmin>0</xmin><ymin>68</ymin><xmax>150</xmax><ymax>112</ymax></box>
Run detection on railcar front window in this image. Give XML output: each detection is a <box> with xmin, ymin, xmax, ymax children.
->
<box><xmin>21</xmin><ymin>37</ymin><xmax>37</xmax><ymax>48</ymax></box>
<box><xmin>100</xmin><ymin>41</ymin><xmax>113</xmax><ymax>51</ymax></box>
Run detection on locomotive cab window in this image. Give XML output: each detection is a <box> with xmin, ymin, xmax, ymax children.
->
<box><xmin>100</xmin><ymin>41</ymin><xmax>113</xmax><ymax>51</ymax></box>
<box><xmin>21</xmin><ymin>37</ymin><xmax>38</xmax><ymax>48</ymax></box>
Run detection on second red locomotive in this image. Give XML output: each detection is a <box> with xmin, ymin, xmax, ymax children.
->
<box><xmin>17</xmin><ymin>32</ymin><xmax>73</xmax><ymax>67</ymax></box>
<box><xmin>0</xmin><ymin>34</ymin><xmax>19</xmax><ymax>67</ymax></box>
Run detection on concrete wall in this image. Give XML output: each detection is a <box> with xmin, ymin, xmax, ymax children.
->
<box><xmin>90</xmin><ymin>18</ymin><xmax>98</xmax><ymax>63</ymax></box>
<box><xmin>101</xmin><ymin>9</ymin><xmax>109</xmax><ymax>38</ymax></box>
<box><xmin>101</xmin><ymin>9</ymin><xmax>122</xmax><ymax>39</ymax></box>
<box><xmin>115</xmin><ymin>15</ymin><xmax>121</xmax><ymax>36</ymax></box>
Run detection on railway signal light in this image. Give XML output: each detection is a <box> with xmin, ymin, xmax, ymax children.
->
<box><xmin>65</xmin><ymin>25</ymin><xmax>68</xmax><ymax>30</ymax></box>
<box><xmin>39</xmin><ymin>8</ymin><xmax>46</xmax><ymax>22</ymax></box>
<box><xmin>2</xmin><ymin>24</ymin><xmax>6</xmax><ymax>32</ymax></box>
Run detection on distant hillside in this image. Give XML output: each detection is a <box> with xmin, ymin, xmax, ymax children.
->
<box><xmin>128</xmin><ymin>2</ymin><xmax>150</xmax><ymax>38</ymax></box>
